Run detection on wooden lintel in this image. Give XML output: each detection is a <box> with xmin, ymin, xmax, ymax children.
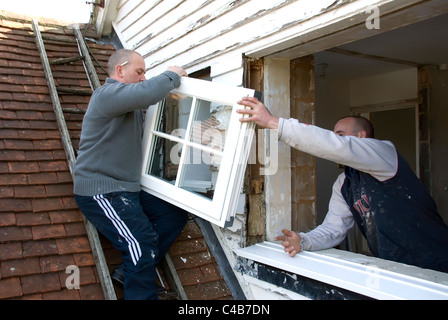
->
<box><xmin>350</xmin><ymin>98</ymin><xmax>418</xmax><ymax>113</ymax></box>
<box><xmin>327</xmin><ymin>47</ymin><xmax>421</xmax><ymax>68</ymax></box>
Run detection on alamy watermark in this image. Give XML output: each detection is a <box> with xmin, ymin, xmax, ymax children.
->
<box><xmin>66</xmin><ymin>265</ymin><xmax>80</xmax><ymax>289</ymax></box>
<box><xmin>167</xmin><ymin>124</ymin><xmax>279</xmax><ymax>176</ymax></box>
<box><xmin>365</xmin><ymin>5</ymin><xmax>380</xmax><ymax>30</ymax></box>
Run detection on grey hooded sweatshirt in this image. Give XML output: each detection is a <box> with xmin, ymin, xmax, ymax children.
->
<box><xmin>73</xmin><ymin>71</ymin><xmax>181</xmax><ymax>196</ymax></box>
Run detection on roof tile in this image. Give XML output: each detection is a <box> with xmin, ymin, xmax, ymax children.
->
<box><xmin>39</xmin><ymin>254</ymin><xmax>75</xmax><ymax>273</ymax></box>
<box><xmin>55</xmin><ymin>236</ymin><xmax>93</xmax><ymax>255</ymax></box>
<box><xmin>21</xmin><ymin>239</ymin><xmax>59</xmax><ymax>258</ymax></box>
<box><xmin>0</xmin><ymin>225</ymin><xmax>32</xmax><ymax>242</ymax></box>
<box><xmin>31</xmin><ymin>224</ymin><xmax>67</xmax><ymax>240</ymax></box>
<box><xmin>1</xmin><ymin>257</ymin><xmax>41</xmax><ymax>277</ymax></box>
<box><xmin>16</xmin><ymin>212</ymin><xmax>51</xmax><ymax>226</ymax></box>
<box><xmin>0</xmin><ymin>278</ymin><xmax>23</xmax><ymax>299</ymax></box>
<box><xmin>21</xmin><ymin>273</ymin><xmax>61</xmax><ymax>295</ymax></box>
<box><xmin>0</xmin><ymin>242</ymin><xmax>23</xmax><ymax>260</ymax></box>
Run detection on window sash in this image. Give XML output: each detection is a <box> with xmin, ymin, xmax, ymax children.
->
<box><xmin>141</xmin><ymin>77</ymin><xmax>258</xmax><ymax>227</ymax></box>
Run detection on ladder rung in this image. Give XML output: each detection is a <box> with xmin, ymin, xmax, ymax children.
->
<box><xmin>57</xmin><ymin>86</ymin><xmax>92</xmax><ymax>95</ymax></box>
<box><xmin>41</xmin><ymin>35</ymin><xmax>77</xmax><ymax>43</ymax></box>
<box><xmin>50</xmin><ymin>55</ymin><xmax>84</xmax><ymax>65</ymax></box>
<box><xmin>62</xmin><ymin>108</ymin><xmax>86</xmax><ymax>114</ymax></box>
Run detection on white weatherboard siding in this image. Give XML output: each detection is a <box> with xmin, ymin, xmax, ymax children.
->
<box><xmin>112</xmin><ymin>0</ymin><xmax>382</xmax><ymax>78</ymax></box>
<box><xmin>107</xmin><ymin>0</ymin><xmax>435</xmax><ymax>79</ymax></box>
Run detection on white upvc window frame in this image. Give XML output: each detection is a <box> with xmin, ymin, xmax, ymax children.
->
<box><xmin>141</xmin><ymin>77</ymin><xmax>259</xmax><ymax>227</ymax></box>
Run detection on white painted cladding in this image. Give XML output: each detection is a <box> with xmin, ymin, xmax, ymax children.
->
<box><xmin>110</xmin><ymin>0</ymin><xmax>371</xmax><ymax>81</ymax></box>
<box><xmin>108</xmin><ymin>0</ymin><xmax>429</xmax><ymax>82</ymax></box>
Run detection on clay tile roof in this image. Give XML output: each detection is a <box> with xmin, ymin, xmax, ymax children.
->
<box><xmin>0</xmin><ymin>16</ymin><xmax>115</xmax><ymax>300</ymax></box>
<box><xmin>0</xmin><ymin>16</ymin><xmax>231</xmax><ymax>300</ymax></box>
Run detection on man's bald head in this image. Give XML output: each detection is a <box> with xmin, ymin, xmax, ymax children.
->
<box><xmin>107</xmin><ymin>49</ymin><xmax>142</xmax><ymax>76</ymax></box>
<box><xmin>334</xmin><ymin>116</ymin><xmax>374</xmax><ymax>138</ymax></box>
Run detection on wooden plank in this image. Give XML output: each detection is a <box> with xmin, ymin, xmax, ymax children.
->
<box><xmin>350</xmin><ymin>98</ymin><xmax>418</xmax><ymax>114</ymax></box>
<box><xmin>160</xmin><ymin>254</ymin><xmax>188</xmax><ymax>300</ymax></box>
<box><xmin>57</xmin><ymin>86</ymin><xmax>93</xmax><ymax>96</ymax></box>
<box><xmin>73</xmin><ymin>26</ymin><xmax>101</xmax><ymax>90</ymax></box>
<box><xmin>116</xmin><ymin>0</ymin><xmax>162</xmax><ymax>32</ymax></box>
<box><xmin>32</xmin><ymin>19</ymin><xmax>117</xmax><ymax>301</ymax></box>
<box><xmin>50</xmin><ymin>55</ymin><xmax>84</xmax><ymax>65</ymax></box>
<box><xmin>42</xmin><ymin>35</ymin><xmax>77</xmax><ymax>43</ymax></box>
<box><xmin>122</xmin><ymin>0</ymin><xmax>312</xmax><ymax>69</ymax></box>
<box><xmin>115</xmin><ymin>0</ymin><xmax>152</xmax><ymax>25</ymax></box>
<box><xmin>62</xmin><ymin>108</ymin><xmax>86</xmax><ymax>114</ymax></box>
<box><xmin>327</xmin><ymin>47</ymin><xmax>421</xmax><ymax>67</ymax></box>
<box><xmin>123</xmin><ymin>0</ymin><xmax>186</xmax><ymax>44</ymax></box>
<box><xmin>290</xmin><ymin>55</ymin><xmax>316</xmax><ymax>233</ymax></box>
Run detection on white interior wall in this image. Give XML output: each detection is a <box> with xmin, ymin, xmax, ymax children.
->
<box><xmin>315</xmin><ymin>76</ymin><xmax>350</xmax><ymax>223</ymax></box>
<box><xmin>350</xmin><ymin>68</ymin><xmax>418</xmax><ymax>106</ymax></box>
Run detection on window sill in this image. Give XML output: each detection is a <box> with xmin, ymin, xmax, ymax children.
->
<box><xmin>236</xmin><ymin>241</ymin><xmax>448</xmax><ymax>300</ymax></box>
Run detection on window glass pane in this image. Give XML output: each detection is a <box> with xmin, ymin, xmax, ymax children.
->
<box><xmin>155</xmin><ymin>93</ymin><xmax>193</xmax><ymax>138</ymax></box>
<box><xmin>147</xmin><ymin>135</ymin><xmax>182</xmax><ymax>184</ymax></box>
<box><xmin>190</xmin><ymin>99</ymin><xmax>232</xmax><ymax>153</ymax></box>
<box><xmin>178</xmin><ymin>146</ymin><xmax>223</xmax><ymax>200</ymax></box>
<box><xmin>148</xmin><ymin>96</ymin><xmax>231</xmax><ymax>199</ymax></box>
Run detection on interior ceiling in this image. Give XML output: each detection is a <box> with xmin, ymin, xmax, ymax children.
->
<box><xmin>315</xmin><ymin>12</ymin><xmax>448</xmax><ymax>79</ymax></box>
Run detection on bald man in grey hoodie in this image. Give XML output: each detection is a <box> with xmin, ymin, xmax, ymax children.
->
<box><xmin>74</xmin><ymin>49</ymin><xmax>189</xmax><ymax>299</ymax></box>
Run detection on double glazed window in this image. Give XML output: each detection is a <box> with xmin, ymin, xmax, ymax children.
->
<box><xmin>141</xmin><ymin>77</ymin><xmax>260</xmax><ymax>227</ymax></box>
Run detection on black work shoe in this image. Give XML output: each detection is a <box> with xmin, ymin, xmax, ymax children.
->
<box><xmin>111</xmin><ymin>264</ymin><xmax>167</xmax><ymax>293</ymax></box>
<box><xmin>111</xmin><ymin>265</ymin><xmax>124</xmax><ymax>287</ymax></box>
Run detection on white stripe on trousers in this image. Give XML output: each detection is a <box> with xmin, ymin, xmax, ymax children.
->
<box><xmin>93</xmin><ymin>194</ymin><xmax>142</xmax><ymax>265</ymax></box>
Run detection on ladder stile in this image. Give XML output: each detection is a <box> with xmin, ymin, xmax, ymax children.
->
<box><xmin>32</xmin><ymin>20</ymin><xmax>185</xmax><ymax>301</ymax></box>
<box><xmin>31</xmin><ymin>19</ymin><xmax>76</xmax><ymax>175</ymax></box>
<box><xmin>31</xmin><ymin>19</ymin><xmax>117</xmax><ymax>301</ymax></box>
<box><xmin>73</xmin><ymin>26</ymin><xmax>101</xmax><ymax>90</ymax></box>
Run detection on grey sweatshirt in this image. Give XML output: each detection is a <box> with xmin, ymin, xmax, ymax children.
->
<box><xmin>73</xmin><ymin>71</ymin><xmax>181</xmax><ymax>196</ymax></box>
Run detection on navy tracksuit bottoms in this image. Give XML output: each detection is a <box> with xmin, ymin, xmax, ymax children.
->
<box><xmin>75</xmin><ymin>190</ymin><xmax>188</xmax><ymax>300</ymax></box>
